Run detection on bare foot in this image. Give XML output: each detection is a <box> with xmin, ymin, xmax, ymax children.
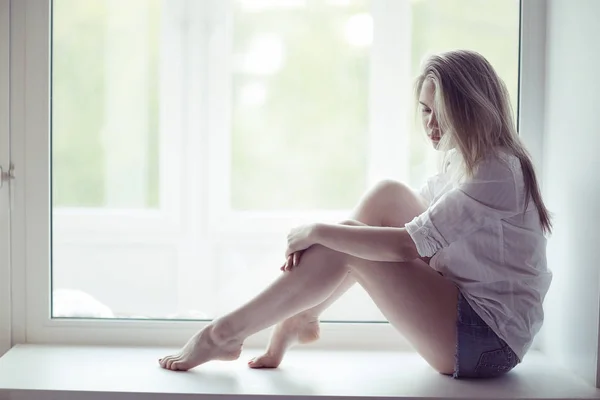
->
<box><xmin>159</xmin><ymin>324</ymin><xmax>242</xmax><ymax>371</ymax></box>
<box><xmin>248</xmin><ymin>315</ymin><xmax>320</xmax><ymax>369</ymax></box>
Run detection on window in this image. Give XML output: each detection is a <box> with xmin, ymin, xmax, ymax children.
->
<box><xmin>14</xmin><ymin>0</ymin><xmax>521</xmax><ymax>347</ymax></box>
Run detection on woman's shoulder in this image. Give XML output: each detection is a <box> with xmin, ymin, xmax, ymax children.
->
<box><xmin>477</xmin><ymin>147</ymin><xmax>521</xmax><ymax>177</ymax></box>
<box><xmin>433</xmin><ymin>147</ymin><xmax>521</xmax><ymax>189</ymax></box>
<box><xmin>494</xmin><ymin>146</ymin><xmax>521</xmax><ymax>166</ymax></box>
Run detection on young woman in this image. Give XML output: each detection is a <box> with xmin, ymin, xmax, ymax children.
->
<box><xmin>159</xmin><ymin>50</ymin><xmax>552</xmax><ymax>379</ymax></box>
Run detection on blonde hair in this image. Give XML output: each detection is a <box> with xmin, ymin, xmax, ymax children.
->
<box><xmin>415</xmin><ymin>50</ymin><xmax>552</xmax><ymax>234</ymax></box>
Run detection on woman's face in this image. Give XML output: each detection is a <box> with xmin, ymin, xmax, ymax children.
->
<box><xmin>419</xmin><ymin>79</ymin><xmax>442</xmax><ymax>149</ymax></box>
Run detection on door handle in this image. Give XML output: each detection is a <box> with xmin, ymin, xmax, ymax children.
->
<box><xmin>0</xmin><ymin>164</ymin><xmax>14</xmax><ymax>189</ymax></box>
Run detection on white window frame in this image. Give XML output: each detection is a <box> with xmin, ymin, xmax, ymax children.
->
<box><xmin>7</xmin><ymin>0</ymin><xmax>543</xmax><ymax>351</ymax></box>
<box><xmin>0</xmin><ymin>0</ymin><xmax>11</xmax><ymax>357</ymax></box>
<box><xmin>517</xmin><ymin>0</ymin><xmax>546</xmax><ymax>175</ymax></box>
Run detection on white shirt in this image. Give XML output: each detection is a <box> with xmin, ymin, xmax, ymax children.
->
<box><xmin>405</xmin><ymin>149</ymin><xmax>552</xmax><ymax>361</ymax></box>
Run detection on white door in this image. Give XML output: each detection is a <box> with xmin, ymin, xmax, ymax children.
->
<box><xmin>0</xmin><ymin>0</ymin><xmax>12</xmax><ymax>356</ymax></box>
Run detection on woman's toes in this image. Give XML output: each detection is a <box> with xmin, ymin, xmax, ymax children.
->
<box><xmin>160</xmin><ymin>356</ymin><xmax>173</xmax><ymax>368</ymax></box>
<box><xmin>248</xmin><ymin>354</ymin><xmax>278</xmax><ymax>369</ymax></box>
<box><xmin>172</xmin><ymin>360</ymin><xmax>189</xmax><ymax>371</ymax></box>
<box><xmin>248</xmin><ymin>362</ymin><xmax>261</xmax><ymax>368</ymax></box>
<box><xmin>248</xmin><ymin>358</ymin><xmax>260</xmax><ymax>367</ymax></box>
<box><xmin>169</xmin><ymin>356</ymin><xmax>190</xmax><ymax>371</ymax></box>
<box><xmin>166</xmin><ymin>358</ymin><xmax>177</xmax><ymax>370</ymax></box>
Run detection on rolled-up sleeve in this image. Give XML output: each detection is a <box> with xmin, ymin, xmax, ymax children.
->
<box><xmin>405</xmin><ymin>157</ymin><xmax>520</xmax><ymax>257</ymax></box>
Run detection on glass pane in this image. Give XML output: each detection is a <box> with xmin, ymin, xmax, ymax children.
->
<box><xmin>52</xmin><ymin>0</ymin><xmax>160</xmax><ymax>209</ymax></box>
<box><xmin>231</xmin><ymin>0</ymin><xmax>370</xmax><ymax>210</ymax></box>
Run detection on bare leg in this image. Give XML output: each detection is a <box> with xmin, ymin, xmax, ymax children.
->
<box><xmin>247</xmin><ymin>271</ymin><xmax>356</xmax><ymax>368</ymax></box>
<box><xmin>159</xmin><ymin>240</ymin><xmax>351</xmax><ymax>371</ymax></box>
<box><xmin>249</xmin><ymin>181</ymin><xmax>429</xmax><ymax>368</ymax></box>
<box><xmin>159</xmin><ymin>181</ymin><xmax>457</xmax><ymax>374</ymax></box>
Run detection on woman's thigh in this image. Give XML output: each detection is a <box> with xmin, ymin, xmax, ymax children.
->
<box><xmin>345</xmin><ymin>179</ymin><xmax>458</xmax><ymax>374</ymax></box>
<box><xmin>349</xmin><ymin>258</ymin><xmax>458</xmax><ymax>374</ymax></box>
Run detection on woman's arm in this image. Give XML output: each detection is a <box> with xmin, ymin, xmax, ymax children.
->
<box><xmin>314</xmin><ymin>223</ymin><xmax>420</xmax><ymax>262</ymax></box>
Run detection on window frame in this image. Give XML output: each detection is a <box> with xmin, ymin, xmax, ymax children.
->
<box><xmin>0</xmin><ymin>0</ymin><xmax>11</xmax><ymax>357</ymax></box>
<box><xmin>8</xmin><ymin>0</ymin><xmax>543</xmax><ymax>351</ymax></box>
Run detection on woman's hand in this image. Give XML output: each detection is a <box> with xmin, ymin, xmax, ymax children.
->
<box><xmin>281</xmin><ymin>223</ymin><xmax>320</xmax><ymax>271</ymax></box>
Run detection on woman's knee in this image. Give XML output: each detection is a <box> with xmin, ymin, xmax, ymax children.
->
<box><xmin>371</xmin><ymin>179</ymin><xmax>414</xmax><ymax>200</ymax></box>
<box><xmin>358</xmin><ymin>180</ymin><xmax>411</xmax><ymax>211</ymax></box>
<box><xmin>353</xmin><ymin>179</ymin><xmax>422</xmax><ymax>226</ymax></box>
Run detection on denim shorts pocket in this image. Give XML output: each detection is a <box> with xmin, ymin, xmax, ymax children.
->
<box><xmin>474</xmin><ymin>345</ymin><xmax>519</xmax><ymax>378</ymax></box>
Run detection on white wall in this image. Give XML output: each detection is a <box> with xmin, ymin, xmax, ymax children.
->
<box><xmin>542</xmin><ymin>0</ymin><xmax>600</xmax><ymax>387</ymax></box>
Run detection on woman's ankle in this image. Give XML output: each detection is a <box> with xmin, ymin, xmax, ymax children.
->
<box><xmin>210</xmin><ymin>318</ymin><xmax>243</xmax><ymax>346</ymax></box>
<box><xmin>288</xmin><ymin>311</ymin><xmax>319</xmax><ymax>325</ymax></box>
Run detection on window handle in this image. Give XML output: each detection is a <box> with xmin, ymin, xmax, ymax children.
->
<box><xmin>0</xmin><ymin>164</ymin><xmax>14</xmax><ymax>189</ymax></box>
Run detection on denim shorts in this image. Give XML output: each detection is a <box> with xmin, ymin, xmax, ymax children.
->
<box><xmin>453</xmin><ymin>291</ymin><xmax>520</xmax><ymax>379</ymax></box>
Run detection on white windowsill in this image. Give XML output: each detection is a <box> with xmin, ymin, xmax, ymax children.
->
<box><xmin>0</xmin><ymin>345</ymin><xmax>599</xmax><ymax>400</ymax></box>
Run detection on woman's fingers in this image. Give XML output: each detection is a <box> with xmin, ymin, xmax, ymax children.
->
<box><xmin>281</xmin><ymin>252</ymin><xmax>303</xmax><ymax>272</ymax></box>
<box><xmin>281</xmin><ymin>249</ymin><xmax>309</xmax><ymax>272</ymax></box>
<box><xmin>293</xmin><ymin>251</ymin><xmax>302</xmax><ymax>267</ymax></box>
<box><xmin>284</xmin><ymin>254</ymin><xmax>293</xmax><ymax>271</ymax></box>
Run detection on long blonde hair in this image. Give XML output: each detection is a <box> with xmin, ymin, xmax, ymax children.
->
<box><xmin>415</xmin><ymin>50</ymin><xmax>552</xmax><ymax>234</ymax></box>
